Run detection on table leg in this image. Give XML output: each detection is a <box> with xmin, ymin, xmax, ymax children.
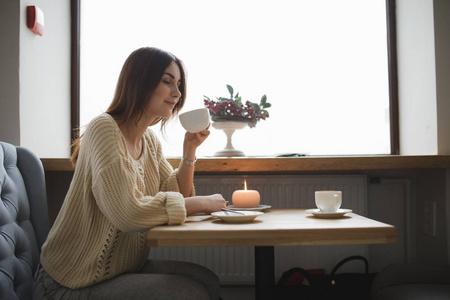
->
<box><xmin>255</xmin><ymin>246</ymin><xmax>275</xmax><ymax>300</ymax></box>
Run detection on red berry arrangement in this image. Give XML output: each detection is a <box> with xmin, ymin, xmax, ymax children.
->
<box><xmin>204</xmin><ymin>85</ymin><xmax>271</xmax><ymax>128</ymax></box>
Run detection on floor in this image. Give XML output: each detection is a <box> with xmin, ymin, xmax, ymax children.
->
<box><xmin>220</xmin><ymin>285</ymin><xmax>255</xmax><ymax>300</ymax></box>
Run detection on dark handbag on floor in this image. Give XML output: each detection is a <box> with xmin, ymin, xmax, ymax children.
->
<box><xmin>276</xmin><ymin>255</ymin><xmax>377</xmax><ymax>300</ymax></box>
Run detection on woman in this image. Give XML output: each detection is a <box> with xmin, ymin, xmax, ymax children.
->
<box><xmin>34</xmin><ymin>47</ymin><xmax>226</xmax><ymax>299</ymax></box>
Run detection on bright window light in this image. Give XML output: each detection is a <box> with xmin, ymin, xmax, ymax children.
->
<box><xmin>80</xmin><ymin>0</ymin><xmax>390</xmax><ymax>157</ymax></box>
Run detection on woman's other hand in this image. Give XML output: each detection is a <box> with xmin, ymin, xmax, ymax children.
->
<box><xmin>203</xmin><ymin>193</ymin><xmax>227</xmax><ymax>214</ymax></box>
<box><xmin>184</xmin><ymin>193</ymin><xmax>227</xmax><ymax>216</ymax></box>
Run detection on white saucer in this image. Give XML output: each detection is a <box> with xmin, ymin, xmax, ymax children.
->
<box><xmin>227</xmin><ymin>205</ymin><xmax>271</xmax><ymax>211</ymax></box>
<box><xmin>305</xmin><ymin>208</ymin><xmax>352</xmax><ymax>219</ymax></box>
<box><xmin>211</xmin><ymin>211</ymin><xmax>264</xmax><ymax>223</ymax></box>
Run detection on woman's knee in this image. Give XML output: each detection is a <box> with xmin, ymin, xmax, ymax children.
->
<box><xmin>141</xmin><ymin>260</ymin><xmax>220</xmax><ymax>299</ymax></box>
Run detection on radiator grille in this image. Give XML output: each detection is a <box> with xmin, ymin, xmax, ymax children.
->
<box><xmin>149</xmin><ymin>175</ymin><xmax>368</xmax><ymax>283</ymax></box>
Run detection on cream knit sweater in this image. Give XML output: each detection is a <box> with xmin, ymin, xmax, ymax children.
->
<box><xmin>40</xmin><ymin>113</ymin><xmax>189</xmax><ymax>289</ymax></box>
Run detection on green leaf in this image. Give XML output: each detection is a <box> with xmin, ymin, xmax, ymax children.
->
<box><xmin>226</xmin><ymin>84</ymin><xmax>234</xmax><ymax>97</ymax></box>
<box><xmin>204</xmin><ymin>95</ymin><xmax>211</xmax><ymax>101</ymax></box>
<box><xmin>263</xmin><ymin>102</ymin><xmax>272</xmax><ymax>108</ymax></box>
<box><xmin>260</xmin><ymin>94</ymin><xmax>267</xmax><ymax>105</ymax></box>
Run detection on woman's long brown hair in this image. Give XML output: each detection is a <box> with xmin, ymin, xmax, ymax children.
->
<box><xmin>71</xmin><ymin>47</ymin><xmax>186</xmax><ymax>166</ymax></box>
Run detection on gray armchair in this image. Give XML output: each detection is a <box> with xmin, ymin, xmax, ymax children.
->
<box><xmin>371</xmin><ymin>263</ymin><xmax>450</xmax><ymax>300</ymax></box>
<box><xmin>0</xmin><ymin>141</ymin><xmax>49</xmax><ymax>300</ymax></box>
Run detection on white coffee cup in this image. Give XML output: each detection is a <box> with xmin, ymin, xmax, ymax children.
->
<box><xmin>315</xmin><ymin>191</ymin><xmax>342</xmax><ymax>213</ymax></box>
<box><xmin>179</xmin><ymin>108</ymin><xmax>211</xmax><ymax>133</ymax></box>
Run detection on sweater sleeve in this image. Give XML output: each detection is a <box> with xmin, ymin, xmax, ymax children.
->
<box><xmin>86</xmin><ymin>117</ymin><xmax>186</xmax><ymax>232</ymax></box>
<box><xmin>159</xmin><ymin>164</ymin><xmax>196</xmax><ymax>197</ymax></box>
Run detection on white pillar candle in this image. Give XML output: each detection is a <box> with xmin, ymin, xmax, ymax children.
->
<box><xmin>232</xmin><ymin>180</ymin><xmax>260</xmax><ymax>208</ymax></box>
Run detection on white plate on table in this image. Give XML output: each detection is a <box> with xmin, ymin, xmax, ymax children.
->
<box><xmin>227</xmin><ymin>205</ymin><xmax>271</xmax><ymax>211</ymax></box>
<box><xmin>211</xmin><ymin>211</ymin><xmax>264</xmax><ymax>223</ymax></box>
<box><xmin>305</xmin><ymin>208</ymin><xmax>352</xmax><ymax>219</ymax></box>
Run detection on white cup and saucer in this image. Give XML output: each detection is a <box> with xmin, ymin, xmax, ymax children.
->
<box><xmin>306</xmin><ymin>190</ymin><xmax>352</xmax><ymax>218</ymax></box>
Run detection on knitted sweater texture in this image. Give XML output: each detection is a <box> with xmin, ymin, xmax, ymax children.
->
<box><xmin>40</xmin><ymin>113</ymin><xmax>188</xmax><ymax>289</ymax></box>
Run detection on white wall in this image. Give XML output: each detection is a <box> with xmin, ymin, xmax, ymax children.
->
<box><xmin>19</xmin><ymin>0</ymin><xmax>71</xmax><ymax>158</ymax></box>
<box><xmin>0</xmin><ymin>0</ymin><xmax>20</xmax><ymax>145</ymax></box>
<box><xmin>0</xmin><ymin>0</ymin><xmax>71</xmax><ymax>157</ymax></box>
<box><xmin>1</xmin><ymin>0</ymin><xmax>449</xmax><ymax>157</ymax></box>
<box><xmin>397</xmin><ymin>0</ymin><xmax>438</xmax><ymax>154</ymax></box>
<box><xmin>397</xmin><ymin>0</ymin><xmax>450</xmax><ymax>155</ymax></box>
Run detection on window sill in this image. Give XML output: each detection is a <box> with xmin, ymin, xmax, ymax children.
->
<box><xmin>41</xmin><ymin>155</ymin><xmax>450</xmax><ymax>173</ymax></box>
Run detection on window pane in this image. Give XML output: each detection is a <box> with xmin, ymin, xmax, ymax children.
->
<box><xmin>80</xmin><ymin>0</ymin><xmax>390</xmax><ymax>157</ymax></box>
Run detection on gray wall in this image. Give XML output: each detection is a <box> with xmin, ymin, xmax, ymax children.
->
<box><xmin>0</xmin><ymin>0</ymin><xmax>20</xmax><ymax>145</ymax></box>
<box><xmin>434</xmin><ymin>0</ymin><xmax>450</xmax><ymax>153</ymax></box>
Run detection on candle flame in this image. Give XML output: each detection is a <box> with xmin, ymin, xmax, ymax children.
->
<box><xmin>244</xmin><ymin>179</ymin><xmax>247</xmax><ymax>190</ymax></box>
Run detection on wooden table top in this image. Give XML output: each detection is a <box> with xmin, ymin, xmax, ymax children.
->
<box><xmin>146</xmin><ymin>208</ymin><xmax>398</xmax><ymax>247</ymax></box>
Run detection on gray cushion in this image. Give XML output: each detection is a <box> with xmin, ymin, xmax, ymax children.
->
<box><xmin>0</xmin><ymin>141</ymin><xmax>49</xmax><ymax>300</ymax></box>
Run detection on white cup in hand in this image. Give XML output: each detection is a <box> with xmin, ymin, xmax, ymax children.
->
<box><xmin>315</xmin><ymin>191</ymin><xmax>342</xmax><ymax>213</ymax></box>
<box><xmin>179</xmin><ymin>108</ymin><xmax>210</xmax><ymax>133</ymax></box>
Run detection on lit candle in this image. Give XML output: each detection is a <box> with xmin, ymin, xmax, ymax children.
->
<box><xmin>232</xmin><ymin>179</ymin><xmax>261</xmax><ymax>208</ymax></box>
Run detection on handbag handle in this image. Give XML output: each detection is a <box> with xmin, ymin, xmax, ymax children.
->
<box><xmin>330</xmin><ymin>255</ymin><xmax>369</xmax><ymax>275</ymax></box>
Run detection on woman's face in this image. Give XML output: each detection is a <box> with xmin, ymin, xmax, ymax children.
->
<box><xmin>145</xmin><ymin>62</ymin><xmax>182</xmax><ymax>123</ymax></box>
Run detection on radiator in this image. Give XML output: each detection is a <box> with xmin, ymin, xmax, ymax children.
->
<box><xmin>149</xmin><ymin>174</ymin><xmax>368</xmax><ymax>283</ymax></box>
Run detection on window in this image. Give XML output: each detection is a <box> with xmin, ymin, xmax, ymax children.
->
<box><xmin>79</xmin><ymin>0</ymin><xmax>395</xmax><ymax>157</ymax></box>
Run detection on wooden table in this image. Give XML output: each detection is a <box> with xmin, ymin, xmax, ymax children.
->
<box><xmin>147</xmin><ymin>208</ymin><xmax>398</xmax><ymax>300</ymax></box>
